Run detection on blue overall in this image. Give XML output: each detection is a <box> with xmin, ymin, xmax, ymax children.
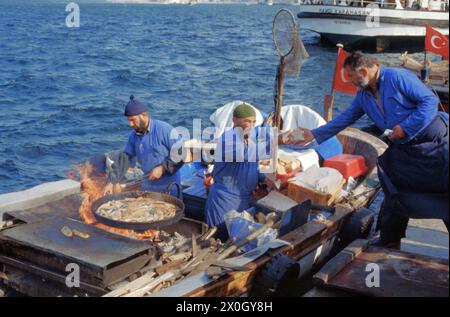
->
<box><xmin>376</xmin><ymin>113</ymin><xmax>449</xmax><ymax>242</ymax></box>
<box><xmin>311</xmin><ymin>67</ymin><xmax>449</xmax><ymax>242</ymax></box>
<box><xmin>312</xmin><ymin>67</ymin><xmax>439</xmax><ymax>144</ymax></box>
<box><xmin>205</xmin><ymin>127</ymin><xmax>270</xmax><ymax>238</ymax></box>
<box><xmin>124</xmin><ymin>119</ymin><xmax>182</xmax><ymax>196</ymax></box>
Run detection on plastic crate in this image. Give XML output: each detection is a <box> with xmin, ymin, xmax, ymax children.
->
<box><xmin>323</xmin><ymin>154</ymin><xmax>368</xmax><ymax>180</ymax></box>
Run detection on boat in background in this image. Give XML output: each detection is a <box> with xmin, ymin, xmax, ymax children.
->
<box><xmin>297</xmin><ymin>0</ymin><xmax>449</xmax><ymax>51</ymax></box>
<box><xmin>399</xmin><ymin>52</ymin><xmax>449</xmax><ymax>113</ymax></box>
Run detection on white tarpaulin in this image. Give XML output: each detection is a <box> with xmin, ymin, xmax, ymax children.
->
<box><xmin>290</xmin><ymin>166</ymin><xmax>344</xmax><ymax>194</ymax></box>
<box><xmin>210</xmin><ymin>103</ymin><xmax>327</xmax><ymax>137</ymax></box>
<box><xmin>281</xmin><ymin>104</ymin><xmax>327</xmax><ymax>132</ymax></box>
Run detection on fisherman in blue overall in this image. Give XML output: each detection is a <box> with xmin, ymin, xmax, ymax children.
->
<box><xmin>298</xmin><ymin>51</ymin><xmax>449</xmax><ymax>249</ymax></box>
<box><xmin>104</xmin><ymin>95</ymin><xmax>184</xmax><ymax>196</ymax></box>
<box><xmin>205</xmin><ymin>104</ymin><xmax>272</xmax><ymax>241</ymax></box>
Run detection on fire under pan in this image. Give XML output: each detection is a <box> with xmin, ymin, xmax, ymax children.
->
<box><xmin>0</xmin><ymin>217</ymin><xmax>154</xmax><ymax>289</ymax></box>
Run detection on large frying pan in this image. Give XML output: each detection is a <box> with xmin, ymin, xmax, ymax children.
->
<box><xmin>91</xmin><ymin>183</ymin><xmax>185</xmax><ymax>231</ymax></box>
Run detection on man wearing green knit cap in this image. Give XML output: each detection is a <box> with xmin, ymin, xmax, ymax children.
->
<box><xmin>205</xmin><ymin>103</ymin><xmax>267</xmax><ymax>240</ymax></box>
<box><xmin>233</xmin><ymin>103</ymin><xmax>256</xmax><ymax>119</ymax></box>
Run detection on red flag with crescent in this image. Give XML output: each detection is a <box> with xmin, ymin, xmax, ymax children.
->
<box><xmin>332</xmin><ymin>47</ymin><xmax>357</xmax><ymax>95</ymax></box>
<box><xmin>425</xmin><ymin>24</ymin><xmax>449</xmax><ymax>60</ymax></box>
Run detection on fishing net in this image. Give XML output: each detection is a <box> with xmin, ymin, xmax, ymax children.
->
<box><xmin>271</xmin><ymin>9</ymin><xmax>309</xmax><ymax>130</ymax></box>
<box><xmin>272</xmin><ymin>9</ymin><xmax>309</xmax><ymax>77</ymax></box>
<box><xmin>268</xmin><ymin>9</ymin><xmax>310</xmax><ymax>173</ymax></box>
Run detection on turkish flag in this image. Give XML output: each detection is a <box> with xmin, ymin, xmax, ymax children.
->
<box><xmin>332</xmin><ymin>47</ymin><xmax>358</xmax><ymax>95</ymax></box>
<box><xmin>425</xmin><ymin>24</ymin><xmax>449</xmax><ymax>60</ymax></box>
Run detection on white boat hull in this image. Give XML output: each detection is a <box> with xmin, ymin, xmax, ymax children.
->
<box><xmin>297</xmin><ymin>4</ymin><xmax>449</xmax><ymax>50</ymax></box>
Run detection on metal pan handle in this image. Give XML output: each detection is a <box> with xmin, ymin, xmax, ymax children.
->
<box><xmin>164</xmin><ymin>182</ymin><xmax>182</xmax><ymax>200</ymax></box>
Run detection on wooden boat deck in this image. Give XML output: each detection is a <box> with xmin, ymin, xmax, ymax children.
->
<box><xmin>309</xmin><ymin>239</ymin><xmax>448</xmax><ymax>297</ymax></box>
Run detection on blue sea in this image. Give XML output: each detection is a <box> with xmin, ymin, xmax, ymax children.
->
<box><xmin>0</xmin><ymin>0</ymin><xmax>412</xmax><ymax>194</ymax></box>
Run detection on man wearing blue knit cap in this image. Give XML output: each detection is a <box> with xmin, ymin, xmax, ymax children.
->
<box><xmin>104</xmin><ymin>95</ymin><xmax>184</xmax><ymax>196</ymax></box>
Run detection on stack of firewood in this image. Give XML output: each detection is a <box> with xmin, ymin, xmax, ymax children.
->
<box><xmin>103</xmin><ymin>215</ymin><xmax>276</xmax><ymax>297</ymax></box>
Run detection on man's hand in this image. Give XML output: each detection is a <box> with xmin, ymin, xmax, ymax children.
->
<box><xmin>149</xmin><ymin>165</ymin><xmax>164</xmax><ymax>181</ymax></box>
<box><xmin>113</xmin><ymin>184</ymin><xmax>122</xmax><ymax>194</ymax></box>
<box><xmin>103</xmin><ymin>183</ymin><xmax>123</xmax><ymax>196</ymax></box>
<box><xmin>388</xmin><ymin>125</ymin><xmax>406</xmax><ymax>142</ymax></box>
<box><xmin>252</xmin><ymin>185</ymin><xmax>268</xmax><ymax>200</ymax></box>
<box><xmin>103</xmin><ymin>183</ymin><xmax>114</xmax><ymax>196</ymax></box>
<box><xmin>294</xmin><ymin>128</ymin><xmax>315</xmax><ymax>146</ymax></box>
<box><xmin>278</xmin><ymin>134</ymin><xmax>289</xmax><ymax>145</ymax></box>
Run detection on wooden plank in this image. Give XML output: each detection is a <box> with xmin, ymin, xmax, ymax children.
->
<box><xmin>103</xmin><ymin>271</ymin><xmax>156</xmax><ymax>297</ymax></box>
<box><xmin>192</xmin><ymin>233</ymin><xmax>198</xmax><ymax>258</ymax></box>
<box><xmin>126</xmin><ymin>271</ymin><xmax>177</xmax><ymax>297</ymax></box>
<box><xmin>287</xmin><ymin>179</ymin><xmax>345</xmax><ymax>206</ymax></box>
<box><xmin>180</xmin><ymin>248</ymin><xmax>212</xmax><ymax>275</ymax></box>
<box><xmin>314</xmin><ymin>239</ymin><xmax>369</xmax><ymax>284</ymax></box>
<box><xmin>166</xmin><ymin>252</ymin><xmax>192</xmax><ymax>263</ymax></box>
<box><xmin>303</xmin><ymin>286</ymin><xmax>358</xmax><ymax>297</ymax></box>
<box><xmin>283</xmin><ymin>205</ymin><xmax>352</xmax><ymax>259</ymax></box>
<box><xmin>184</xmin><ymin>261</ymin><xmax>261</xmax><ymax>297</ymax></box>
<box><xmin>186</xmin><ymin>217</ymin><xmax>276</xmax><ymax>278</ymax></box>
<box><xmin>323</xmin><ymin>94</ymin><xmax>334</xmax><ymax>122</ymax></box>
<box><xmin>201</xmin><ymin>227</ymin><xmax>217</xmax><ymax>241</ymax></box>
<box><xmin>325</xmin><ymin>246</ymin><xmax>449</xmax><ymax>297</ymax></box>
<box><xmin>358</xmin><ymin>246</ymin><xmax>449</xmax><ymax>267</ymax></box>
<box><xmin>155</xmin><ymin>259</ymin><xmax>187</xmax><ymax>275</ymax></box>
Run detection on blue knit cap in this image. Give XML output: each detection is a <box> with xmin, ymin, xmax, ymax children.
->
<box><xmin>124</xmin><ymin>95</ymin><xmax>148</xmax><ymax>116</ymax></box>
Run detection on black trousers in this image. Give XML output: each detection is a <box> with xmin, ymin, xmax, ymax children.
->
<box><xmin>378</xmin><ymin>197</ymin><xmax>449</xmax><ymax>243</ymax></box>
<box><xmin>377</xmin><ymin>115</ymin><xmax>449</xmax><ymax>243</ymax></box>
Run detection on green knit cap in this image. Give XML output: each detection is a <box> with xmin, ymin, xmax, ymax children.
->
<box><xmin>233</xmin><ymin>103</ymin><xmax>256</xmax><ymax>118</ymax></box>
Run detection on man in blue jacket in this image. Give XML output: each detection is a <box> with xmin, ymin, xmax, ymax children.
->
<box><xmin>298</xmin><ymin>51</ymin><xmax>449</xmax><ymax>249</ymax></box>
<box><xmin>104</xmin><ymin>95</ymin><xmax>184</xmax><ymax>196</ymax></box>
<box><xmin>205</xmin><ymin>103</ymin><xmax>272</xmax><ymax>241</ymax></box>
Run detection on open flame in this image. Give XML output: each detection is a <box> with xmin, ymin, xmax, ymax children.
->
<box><xmin>74</xmin><ymin>163</ymin><xmax>159</xmax><ymax>241</ymax></box>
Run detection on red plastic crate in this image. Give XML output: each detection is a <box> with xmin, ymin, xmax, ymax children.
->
<box><xmin>323</xmin><ymin>154</ymin><xmax>368</xmax><ymax>180</ymax></box>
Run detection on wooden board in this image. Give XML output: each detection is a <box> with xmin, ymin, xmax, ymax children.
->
<box><xmin>314</xmin><ymin>239</ymin><xmax>369</xmax><ymax>284</ymax></box>
<box><xmin>323</xmin><ymin>246</ymin><xmax>449</xmax><ymax>297</ymax></box>
<box><xmin>287</xmin><ymin>179</ymin><xmax>345</xmax><ymax>206</ymax></box>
